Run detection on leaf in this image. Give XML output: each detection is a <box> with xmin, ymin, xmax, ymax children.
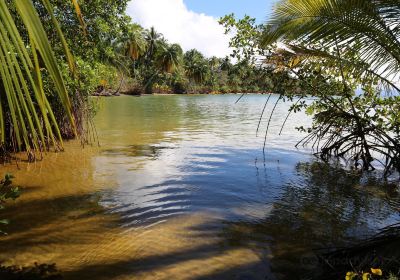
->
<box><xmin>363</xmin><ymin>272</ymin><xmax>371</xmax><ymax>280</ymax></box>
<box><xmin>71</xmin><ymin>0</ymin><xmax>87</xmax><ymax>36</ymax></box>
<box><xmin>346</xmin><ymin>272</ymin><xmax>358</xmax><ymax>280</ymax></box>
<box><xmin>371</xmin><ymin>268</ymin><xmax>383</xmax><ymax>276</ymax></box>
<box><xmin>41</xmin><ymin>0</ymin><xmax>76</xmax><ymax>75</ymax></box>
<box><xmin>0</xmin><ymin>219</ymin><xmax>9</xmax><ymax>225</ymax></box>
<box><xmin>262</xmin><ymin>0</ymin><xmax>400</xmax><ymax>91</ymax></box>
<box><xmin>0</xmin><ymin>0</ymin><xmax>77</xmax><ymax>153</ymax></box>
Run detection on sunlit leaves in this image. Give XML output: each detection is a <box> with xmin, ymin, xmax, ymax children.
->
<box><xmin>371</xmin><ymin>268</ymin><xmax>383</xmax><ymax>276</ymax></box>
<box><xmin>346</xmin><ymin>271</ymin><xmax>358</xmax><ymax>280</ymax></box>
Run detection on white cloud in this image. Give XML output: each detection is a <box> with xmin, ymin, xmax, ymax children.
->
<box><xmin>126</xmin><ymin>0</ymin><xmax>232</xmax><ymax>58</ymax></box>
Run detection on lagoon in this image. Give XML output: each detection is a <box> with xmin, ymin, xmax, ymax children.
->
<box><xmin>1</xmin><ymin>94</ymin><xmax>399</xmax><ymax>280</ymax></box>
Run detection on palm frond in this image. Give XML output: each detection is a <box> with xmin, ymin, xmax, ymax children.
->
<box><xmin>71</xmin><ymin>0</ymin><xmax>87</xmax><ymax>36</ymax></box>
<box><xmin>268</xmin><ymin>44</ymin><xmax>400</xmax><ymax>93</ymax></box>
<box><xmin>0</xmin><ymin>0</ymin><xmax>76</xmax><ymax>155</ymax></box>
<box><xmin>262</xmin><ymin>0</ymin><xmax>400</xmax><ymax>80</ymax></box>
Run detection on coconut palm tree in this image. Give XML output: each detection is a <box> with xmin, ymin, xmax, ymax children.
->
<box><xmin>125</xmin><ymin>24</ymin><xmax>147</xmax><ymax>61</ymax></box>
<box><xmin>209</xmin><ymin>56</ymin><xmax>221</xmax><ymax>74</ymax></box>
<box><xmin>262</xmin><ymin>0</ymin><xmax>400</xmax><ymax>84</ymax></box>
<box><xmin>185</xmin><ymin>61</ymin><xmax>209</xmax><ymax>84</ymax></box>
<box><xmin>156</xmin><ymin>43</ymin><xmax>183</xmax><ymax>73</ymax></box>
<box><xmin>145</xmin><ymin>27</ymin><xmax>162</xmax><ymax>59</ymax></box>
<box><xmin>0</xmin><ymin>0</ymin><xmax>80</xmax><ymax>156</ymax></box>
<box><xmin>220</xmin><ymin>56</ymin><xmax>233</xmax><ymax>73</ymax></box>
<box><xmin>184</xmin><ymin>50</ymin><xmax>209</xmax><ymax>84</ymax></box>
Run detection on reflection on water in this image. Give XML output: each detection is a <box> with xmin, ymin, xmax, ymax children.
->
<box><xmin>0</xmin><ymin>95</ymin><xmax>399</xmax><ymax>280</ymax></box>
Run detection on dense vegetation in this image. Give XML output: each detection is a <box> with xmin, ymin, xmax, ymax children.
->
<box><xmin>2</xmin><ymin>0</ymin><xmax>399</xmax><ymax>168</ymax></box>
<box><xmin>35</xmin><ymin>0</ymin><xmax>275</xmax><ymax>96</ymax></box>
<box><xmin>0</xmin><ymin>0</ymin><xmax>281</xmax><ymax>157</ymax></box>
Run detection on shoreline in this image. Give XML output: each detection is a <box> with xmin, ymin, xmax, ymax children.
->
<box><xmin>92</xmin><ymin>91</ymin><xmax>273</xmax><ymax>97</ymax></box>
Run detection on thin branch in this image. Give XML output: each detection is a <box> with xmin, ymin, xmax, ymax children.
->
<box><xmin>256</xmin><ymin>93</ymin><xmax>272</xmax><ymax>137</ymax></box>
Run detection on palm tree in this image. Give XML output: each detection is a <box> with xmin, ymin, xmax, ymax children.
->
<box><xmin>0</xmin><ymin>0</ymin><xmax>80</xmax><ymax>156</ymax></box>
<box><xmin>125</xmin><ymin>24</ymin><xmax>148</xmax><ymax>61</ymax></box>
<box><xmin>156</xmin><ymin>43</ymin><xmax>183</xmax><ymax>73</ymax></box>
<box><xmin>145</xmin><ymin>27</ymin><xmax>162</xmax><ymax>59</ymax></box>
<box><xmin>220</xmin><ymin>56</ymin><xmax>233</xmax><ymax>73</ymax></box>
<box><xmin>185</xmin><ymin>61</ymin><xmax>209</xmax><ymax>84</ymax></box>
<box><xmin>209</xmin><ymin>56</ymin><xmax>221</xmax><ymax>72</ymax></box>
<box><xmin>262</xmin><ymin>0</ymin><xmax>400</xmax><ymax>84</ymax></box>
<box><xmin>184</xmin><ymin>50</ymin><xmax>209</xmax><ymax>84</ymax></box>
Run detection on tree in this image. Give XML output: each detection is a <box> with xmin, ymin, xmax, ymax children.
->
<box><xmin>184</xmin><ymin>49</ymin><xmax>209</xmax><ymax>84</ymax></box>
<box><xmin>124</xmin><ymin>24</ymin><xmax>147</xmax><ymax>61</ymax></box>
<box><xmin>219</xmin><ymin>6</ymin><xmax>400</xmax><ymax>175</ymax></box>
<box><xmin>42</xmin><ymin>0</ymin><xmax>130</xmax><ymax>61</ymax></box>
<box><xmin>262</xmin><ymin>0</ymin><xmax>400</xmax><ymax>83</ymax></box>
<box><xmin>156</xmin><ymin>43</ymin><xmax>183</xmax><ymax>73</ymax></box>
<box><xmin>260</xmin><ymin>0</ymin><xmax>400</xmax><ymax>175</ymax></box>
<box><xmin>145</xmin><ymin>27</ymin><xmax>162</xmax><ymax>60</ymax></box>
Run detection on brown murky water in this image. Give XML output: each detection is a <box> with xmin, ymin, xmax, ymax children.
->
<box><xmin>0</xmin><ymin>95</ymin><xmax>399</xmax><ymax>280</ymax></box>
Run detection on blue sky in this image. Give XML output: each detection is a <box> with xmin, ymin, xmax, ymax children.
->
<box><xmin>185</xmin><ymin>0</ymin><xmax>277</xmax><ymax>23</ymax></box>
<box><xmin>127</xmin><ymin>0</ymin><xmax>277</xmax><ymax>57</ymax></box>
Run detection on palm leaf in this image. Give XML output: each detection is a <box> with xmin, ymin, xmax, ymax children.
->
<box><xmin>0</xmin><ymin>0</ymin><xmax>76</xmax><ymax>154</ymax></box>
<box><xmin>266</xmin><ymin>44</ymin><xmax>400</xmax><ymax>92</ymax></box>
<box><xmin>42</xmin><ymin>0</ymin><xmax>76</xmax><ymax>75</ymax></box>
<box><xmin>71</xmin><ymin>0</ymin><xmax>87</xmax><ymax>36</ymax></box>
<box><xmin>262</xmin><ymin>0</ymin><xmax>400</xmax><ymax>80</ymax></box>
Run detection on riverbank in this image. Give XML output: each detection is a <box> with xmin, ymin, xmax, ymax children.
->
<box><xmin>91</xmin><ymin>81</ymin><xmax>272</xmax><ymax>97</ymax></box>
<box><xmin>91</xmin><ymin>88</ymin><xmax>272</xmax><ymax>97</ymax></box>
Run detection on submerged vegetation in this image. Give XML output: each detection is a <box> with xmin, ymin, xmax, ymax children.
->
<box><xmin>0</xmin><ymin>263</ymin><xmax>62</xmax><ymax>280</ymax></box>
<box><xmin>0</xmin><ymin>0</ymin><xmax>286</xmax><ymax>157</ymax></box>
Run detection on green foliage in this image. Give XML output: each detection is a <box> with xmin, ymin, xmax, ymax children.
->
<box><xmin>43</xmin><ymin>0</ymin><xmax>130</xmax><ymax>62</ymax></box>
<box><xmin>219</xmin><ymin>1</ymin><xmax>400</xmax><ymax>176</ymax></box>
<box><xmin>219</xmin><ymin>13</ymin><xmax>267</xmax><ymax>62</ymax></box>
<box><xmin>184</xmin><ymin>49</ymin><xmax>210</xmax><ymax>84</ymax></box>
<box><xmin>0</xmin><ymin>0</ymin><xmax>78</xmax><ymax>156</ymax></box>
<box><xmin>123</xmin><ymin>23</ymin><xmax>147</xmax><ymax>61</ymax></box>
<box><xmin>0</xmin><ymin>174</ymin><xmax>20</xmax><ymax>234</ymax></box>
<box><xmin>259</xmin><ymin>0</ymin><xmax>400</xmax><ymax>175</ymax></box>
<box><xmin>66</xmin><ymin>58</ymin><xmax>120</xmax><ymax>95</ymax></box>
<box><xmin>262</xmin><ymin>0</ymin><xmax>400</xmax><ymax>81</ymax></box>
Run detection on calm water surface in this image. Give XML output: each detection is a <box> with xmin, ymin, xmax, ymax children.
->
<box><xmin>1</xmin><ymin>94</ymin><xmax>399</xmax><ymax>280</ymax></box>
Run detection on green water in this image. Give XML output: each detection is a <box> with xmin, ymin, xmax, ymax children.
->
<box><xmin>0</xmin><ymin>94</ymin><xmax>399</xmax><ymax>280</ymax></box>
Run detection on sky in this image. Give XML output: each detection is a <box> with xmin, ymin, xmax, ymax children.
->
<box><xmin>184</xmin><ymin>0</ymin><xmax>276</xmax><ymax>23</ymax></box>
<box><xmin>126</xmin><ymin>0</ymin><xmax>277</xmax><ymax>58</ymax></box>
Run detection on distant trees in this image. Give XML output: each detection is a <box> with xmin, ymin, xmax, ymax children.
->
<box><xmin>114</xmin><ymin>23</ymin><xmax>273</xmax><ymax>95</ymax></box>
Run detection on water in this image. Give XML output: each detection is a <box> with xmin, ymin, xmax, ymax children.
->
<box><xmin>0</xmin><ymin>94</ymin><xmax>399</xmax><ymax>280</ymax></box>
